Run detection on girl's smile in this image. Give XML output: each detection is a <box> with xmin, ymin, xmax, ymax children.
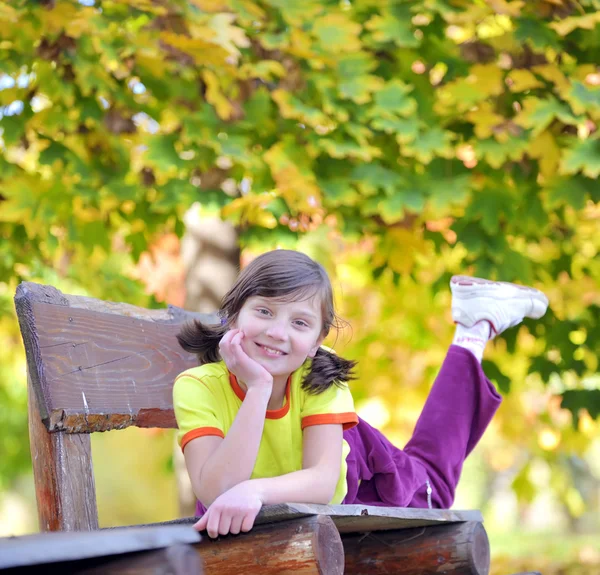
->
<box><xmin>255</xmin><ymin>342</ymin><xmax>287</xmax><ymax>357</ymax></box>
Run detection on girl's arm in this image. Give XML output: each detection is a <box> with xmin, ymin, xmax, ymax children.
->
<box><xmin>195</xmin><ymin>423</ymin><xmax>344</xmax><ymax>538</ymax></box>
<box><xmin>184</xmin><ymin>385</ymin><xmax>271</xmax><ymax>506</ymax></box>
<box><xmin>251</xmin><ymin>423</ymin><xmax>344</xmax><ymax>505</ymax></box>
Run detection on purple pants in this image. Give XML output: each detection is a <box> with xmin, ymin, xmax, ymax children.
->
<box><xmin>194</xmin><ymin>345</ymin><xmax>501</xmax><ymax>515</ymax></box>
<box><xmin>342</xmin><ymin>345</ymin><xmax>502</xmax><ymax>509</ymax></box>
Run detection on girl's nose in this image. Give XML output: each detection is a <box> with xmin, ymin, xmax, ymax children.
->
<box><xmin>266</xmin><ymin>323</ymin><xmax>288</xmax><ymax>341</ymax></box>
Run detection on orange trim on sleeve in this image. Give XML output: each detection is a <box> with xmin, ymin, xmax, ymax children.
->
<box><xmin>181</xmin><ymin>427</ymin><xmax>224</xmax><ymax>452</ymax></box>
<box><xmin>301</xmin><ymin>412</ymin><xmax>359</xmax><ymax>431</ymax></box>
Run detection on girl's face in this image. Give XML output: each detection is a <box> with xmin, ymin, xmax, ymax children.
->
<box><xmin>233</xmin><ymin>294</ymin><xmax>325</xmax><ymax>386</ymax></box>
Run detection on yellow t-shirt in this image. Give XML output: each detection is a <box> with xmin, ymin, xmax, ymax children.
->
<box><xmin>173</xmin><ymin>359</ymin><xmax>358</xmax><ymax>504</ymax></box>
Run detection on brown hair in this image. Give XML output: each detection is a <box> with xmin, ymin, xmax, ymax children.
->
<box><xmin>176</xmin><ymin>250</ymin><xmax>356</xmax><ymax>393</ymax></box>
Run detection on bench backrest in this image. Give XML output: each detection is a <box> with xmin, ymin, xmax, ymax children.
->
<box><xmin>14</xmin><ymin>282</ymin><xmax>215</xmax><ymax>531</ymax></box>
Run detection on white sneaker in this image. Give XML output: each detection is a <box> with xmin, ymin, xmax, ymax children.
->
<box><xmin>450</xmin><ymin>276</ymin><xmax>549</xmax><ymax>336</ymax></box>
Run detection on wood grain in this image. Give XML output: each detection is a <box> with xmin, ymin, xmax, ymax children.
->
<box><xmin>0</xmin><ymin>524</ymin><xmax>200</xmax><ymax>569</ymax></box>
<box><xmin>195</xmin><ymin>515</ymin><xmax>343</xmax><ymax>575</ymax></box>
<box><xmin>15</xmin><ymin>282</ymin><xmax>215</xmax><ymax>432</ymax></box>
<box><xmin>254</xmin><ymin>502</ymin><xmax>483</xmax><ymax>533</ymax></box>
<box><xmin>27</xmin><ymin>373</ymin><xmax>99</xmax><ymax>532</ymax></box>
<box><xmin>342</xmin><ymin>521</ymin><xmax>490</xmax><ymax>575</ymax></box>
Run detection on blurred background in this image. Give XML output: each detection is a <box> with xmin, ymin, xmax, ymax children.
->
<box><xmin>0</xmin><ymin>1</ymin><xmax>599</xmax><ymax>573</ymax></box>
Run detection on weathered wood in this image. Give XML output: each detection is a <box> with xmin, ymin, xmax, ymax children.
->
<box><xmin>71</xmin><ymin>544</ymin><xmax>203</xmax><ymax>574</ymax></box>
<box><xmin>122</xmin><ymin>503</ymin><xmax>483</xmax><ymax>533</ymax></box>
<box><xmin>342</xmin><ymin>521</ymin><xmax>490</xmax><ymax>575</ymax></box>
<box><xmin>254</xmin><ymin>502</ymin><xmax>483</xmax><ymax>533</ymax></box>
<box><xmin>27</xmin><ymin>373</ymin><xmax>98</xmax><ymax>532</ymax></box>
<box><xmin>0</xmin><ymin>525</ymin><xmax>201</xmax><ymax>569</ymax></box>
<box><xmin>14</xmin><ymin>282</ymin><xmax>216</xmax><ymax>433</ymax></box>
<box><xmin>195</xmin><ymin>515</ymin><xmax>343</xmax><ymax>575</ymax></box>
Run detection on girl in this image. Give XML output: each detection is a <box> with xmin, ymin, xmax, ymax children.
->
<box><xmin>173</xmin><ymin>250</ymin><xmax>548</xmax><ymax>539</ymax></box>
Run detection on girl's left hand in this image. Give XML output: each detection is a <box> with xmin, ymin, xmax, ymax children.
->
<box><xmin>193</xmin><ymin>481</ymin><xmax>263</xmax><ymax>538</ymax></box>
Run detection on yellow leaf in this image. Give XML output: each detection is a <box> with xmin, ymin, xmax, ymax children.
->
<box><xmin>37</xmin><ymin>2</ymin><xmax>79</xmax><ymax>34</ymax></box>
<box><xmin>466</xmin><ymin>102</ymin><xmax>504</xmax><ymax>139</ymax></box>
<box><xmin>532</xmin><ymin>64</ymin><xmax>570</xmax><ymax>95</ymax></box>
<box><xmin>549</xmin><ymin>12</ymin><xmax>600</xmax><ymax>36</ymax></box>
<box><xmin>312</xmin><ymin>14</ymin><xmax>362</xmax><ymax>53</ymax></box>
<box><xmin>221</xmin><ymin>194</ymin><xmax>279</xmax><ymax>229</ymax></box>
<box><xmin>206</xmin><ymin>13</ymin><xmax>250</xmax><ymax>61</ymax></box>
<box><xmin>528</xmin><ymin>130</ymin><xmax>561</xmax><ymax>180</ymax></box>
<box><xmin>239</xmin><ymin>60</ymin><xmax>286</xmax><ymax>82</ymax></box>
<box><xmin>471</xmin><ymin>64</ymin><xmax>504</xmax><ymax>95</ymax></box>
<box><xmin>189</xmin><ymin>0</ymin><xmax>230</xmax><ymax>12</ymax></box>
<box><xmin>272</xmin><ymin>89</ymin><xmax>331</xmax><ymax>128</ymax></box>
<box><xmin>486</xmin><ymin>0</ymin><xmax>524</xmax><ymax>17</ymax></box>
<box><xmin>264</xmin><ymin>141</ymin><xmax>322</xmax><ymax>214</ymax></box>
<box><xmin>378</xmin><ymin>228</ymin><xmax>428</xmax><ymax>275</ymax></box>
<box><xmin>288</xmin><ymin>28</ymin><xmax>318</xmax><ymax>60</ymax></box>
<box><xmin>573</xmin><ymin>64</ymin><xmax>597</xmax><ymax>83</ymax></box>
<box><xmin>507</xmin><ymin>69</ymin><xmax>544</xmax><ymax>93</ymax></box>
<box><xmin>202</xmin><ymin>69</ymin><xmax>234</xmax><ymax>119</ymax></box>
<box><xmin>159</xmin><ymin>31</ymin><xmax>231</xmax><ymax>67</ymax></box>
<box><xmin>0</xmin><ymin>3</ymin><xmax>19</xmax><ymax>22</ymax></box>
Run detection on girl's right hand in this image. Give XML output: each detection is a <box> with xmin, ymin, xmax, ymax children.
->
<box><xmin>219</xmin><ymin>329</ymin><xmax>273</xmax><ymax>392</ymax></box>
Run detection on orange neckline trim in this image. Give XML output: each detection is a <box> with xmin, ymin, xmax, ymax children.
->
<box><xmin>228</xmin><ymin>372</ymin><xmax>291</xmax><ymax>420</ymax></box>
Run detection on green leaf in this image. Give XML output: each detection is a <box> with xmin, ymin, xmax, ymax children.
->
<box><xmin>428</xmin><ymin>174</ymin><xmax>472</xmax><ymax>214</ymax></box>
<box><xmin>514</xmin><ymin>17</ymin><xmax>561</xmax><ymax>51</ymax></box>
<box><xmin>545</xmin><ymin>176</ymin><xmax>593</xmax><ymax>210</ymax></box>
<box><xmin>365</xmin><ymin>5</ymin><xmax>420</xmax><ymax>48</ymax></box>
<box><xmin>474</xmin><ymin>136</ymin><xmax>528</xmax><ymax>168</ymax></box>
<box><xmin>312</xmin><ymin>13</ymin><xmax>362</xmax><ymax>52</ymax></box>
<box><xmin>400</xmin><ymin>128</ymin><xmax>454</xmax><ymax>164</ymax></box>
<box><xmin>320</xmin><ymin>179</ymin><xmax>361</xmax><ymax>207</ymax></box>
<box><xmin>564</xmin><ymin>81</ymin><xmax>600</xmax><ymax>116</ymax></box>
<box><xmin>144</xmin><ymin>134</ymin><xmax>188</xmax><ymax>174</ymax></box>
<box><xmin>369</xmin><ymin>80</ymin><xmax>417</xmax><ymax>119</ymax></box>
<box><xmin>559</xmin><ymin>136</ymin><xmax>600</xmax><ymax>179</ymax></box>
<box><xmin>515</xmin><ymin>97</ymin><xmax>580</xmax><ymax>137</ymax></box>
<box><xmin>561</xmin><ymin>390</ymin><xmax>600</xmax><ymax>427</ymax></box>
<box><xmin>379</xmin><ymin>189</ymin><xmax>426</xmax><ymax>223</ymax></box>
<box><xmin>465</xmin><ymin>187</ymin><xmax>517</xmax><ymax>234</ymax></box>
<box><xmin>482</xmin><ymin>359</ymin><xmax>511</xmax><ymax>394</ymax></box>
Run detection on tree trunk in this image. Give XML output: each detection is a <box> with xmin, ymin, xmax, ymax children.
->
<box><xmin>175</xmin><ymin>207</ymin><xmax>240</xmax><ymax>517</ymax></box>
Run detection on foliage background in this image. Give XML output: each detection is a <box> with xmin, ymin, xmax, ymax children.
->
<box><xmin>1</xmin><ymin>0</ymin><xmax>599</xmax><ymax>572</ymax></box>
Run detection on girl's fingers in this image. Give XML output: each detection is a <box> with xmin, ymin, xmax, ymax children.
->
<box><xmin>231</xmin><ymin>330</ymin><xmax>244</xmax><ymax>347</ymax></box>
<box><xmin>229</xmin><ymin>514</ymin><xmax>243</xmax><ymax>535</ymax></box>
<box><xmin>219</xmin><ymin>329</ymin><xmax>237</xmax><ymax>350</ymax></box>
<box><xmin>240</xmin><ymin>509</ymin><xmax>257</xmax><ymax>533</ymax></box>
<box><xmin>206</xmin><ymin>508</ymin><xmax>222</xmax><ymax>539</ymax></box>
<box><xmin>217</xmin><ymin>513</ymin><xmax>233</xmax><ymax>537</ymax></box>
<box><xmin>194</xmin><ymin>513</ymin><xmax>208</xmax><ymax>532</ymax></box>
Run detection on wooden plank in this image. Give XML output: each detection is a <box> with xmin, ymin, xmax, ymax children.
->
<box><xmin>342</xmin><ymin>521</ymin><xmax>490</xmax><ymax>575</ymax></box>
<box><xmin>0</xmin><ymin>525</ymin><xmax>201</xmax><ymax>569</ymax></box>
<box><xmin>27</xmin><ymin>373</ymin><xmax>99</xmax><ymax>532</ymax></box>
<box><xmin>195</xmin><ymin>515</ymin><xmax>343</xmax><ymax>575</ymax></box>
<box><xmin>14</xmin><ymin>282</ymin><xmax>215</xmax><ymax>432</ymax></box>
<box><xmin>132</xmin><ymin>503</ymin><xmax>482</xmax><ymax>534</ymax></box>
<box><xmin>254</xmin><ymin>502</ymin><xmax>483</xmax><ymax>533</ymax></box>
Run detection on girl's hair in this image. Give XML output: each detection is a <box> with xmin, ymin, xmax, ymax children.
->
<box><xmin>176</xmin><ymin>250</ymin><xmax>356</xmax><ymax>393</ymax></box>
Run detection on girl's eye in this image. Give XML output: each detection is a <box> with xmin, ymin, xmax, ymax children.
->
<box><xmin>257</xmin><ymin>308</ymin><xmax>271</xmax><ymax>316</ymax></box>
<box><xmin>294</xmin><ymin>320</ymin><xmax>309</xmax><ymax>328</ymax></box>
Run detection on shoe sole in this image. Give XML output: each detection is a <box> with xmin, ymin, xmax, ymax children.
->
<box><xmin>450</xmin><ymin>275</ymin><xmax>549</xmax><ymax>318</ymax></box>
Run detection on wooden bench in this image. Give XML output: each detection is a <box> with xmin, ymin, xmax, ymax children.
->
<box><xmin>14</xmin><ymin>281</ymin><xmax>493</xmax><ymax>575</ymax></box>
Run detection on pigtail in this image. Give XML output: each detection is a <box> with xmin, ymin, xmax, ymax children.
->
<box><xmin>176</xmin><ymin>319</ymin><xmax>226</xmax><ymax>365</ymax></box>
<box><xmin>301</xmin><ymin>347</ymin><xmax>357</xmax><ymax>394</ymax></box>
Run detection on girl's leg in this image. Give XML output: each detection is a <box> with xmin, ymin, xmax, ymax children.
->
<box><xmin>344</xmin><ymin>276</ymin><xmax>548</xmax><ymax>509</ymax></box>
<box><xmin>403</xmin><ymin>345</ymin><xmax>501</xmax><ymax>508</ymax></box>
